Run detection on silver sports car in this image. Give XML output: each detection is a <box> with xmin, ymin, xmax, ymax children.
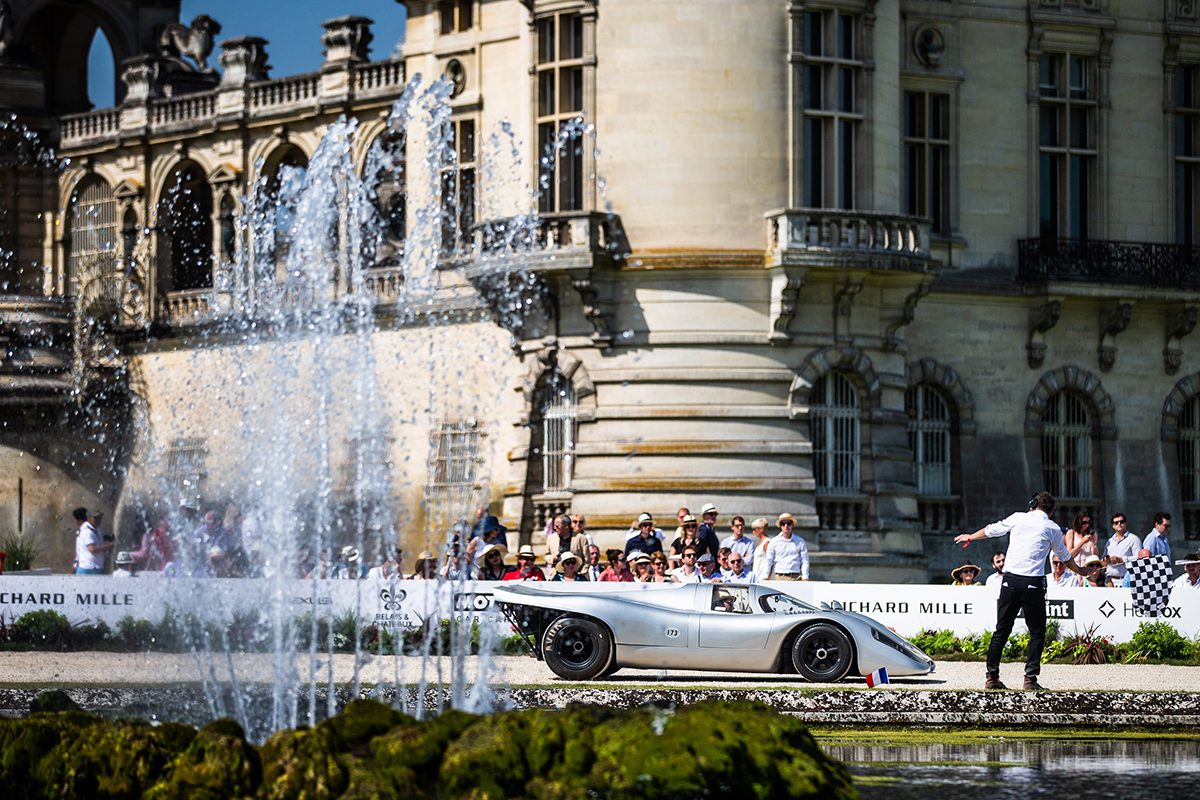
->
<box><xmin>491</xmin><ymin>582</ymin><xmax>935</xmax><ymax>682</ymax></box>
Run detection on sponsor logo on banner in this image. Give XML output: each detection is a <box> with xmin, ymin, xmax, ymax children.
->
<box><xmin>1124</xmin><ymin>603</ymin><xmax>1180</xmax><ymax>618</ymax></box>
<box><xmin>379</xmin><ymin>587</ymin><xmax>406</xmax><ymax>610</ymax></box>
<box><xmin>293</xmin><ymin>595</ymin><xmax>333</xmax><ymax>606</ymax></box>
<box><xmin>453</xmin><ymin>592</ymin><xmax>495</xmax><ymax>612</ymax></box>
<box><xmin>1017</xmin><ymin>599</ymin><xmax>1075</xmax><ymax>620</ymax></box>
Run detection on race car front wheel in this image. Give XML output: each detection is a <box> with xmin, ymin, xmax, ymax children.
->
<box><xmin>791</xmin><ymin>623</ymin><xmax>853</xmax><ymax>683</ymax></box>
<box><xmin>541</xmin><ymin>615</ymin><xmax>614</xmax><ymax>680</ymax></box>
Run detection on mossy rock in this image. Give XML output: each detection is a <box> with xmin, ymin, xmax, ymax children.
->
<box><xmin>438</xmin><ymin>701</ymin><xmax>857</xmax><ymax>800</ymax></box>
<box><xmin>363</xmin><ymin>709</ymin><xmax>479</xmax><ymax>799</ymax></box>
<box><xmin>259</xmin><ymin>699</ymin><xmax>411</xmax><ymax>800</ymax></box>
<box><xmin>144</xmin><ymin>719</ymin><xmax>260</xmax><ymax>799</ymax></box>
<box><xmin>0</xmin><ymin>712</ymin><xmax>100</xmax><ymax>799</ymax></box>
<box><xmin>25</xmin><ymin>715</ymin><xmax>195</xmax><ymax>799</ymax></box>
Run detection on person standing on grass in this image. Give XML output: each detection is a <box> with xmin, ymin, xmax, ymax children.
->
<box><xmin>954</xmin><ymin>491</ymin><xmax>1090</xmax><ymax>691</ymax></box>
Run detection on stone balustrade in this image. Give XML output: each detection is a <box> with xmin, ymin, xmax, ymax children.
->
<box><xmin>474</xmin><ymin>211</ymin><xmax>620</xmax><ymax>266</ymax></box>
<box><xmin>917</xmin><ymin>496</ymin><xmax>963</xmax><ymax>534</ymax></box>
<box><xmin>355</xmin><ymin>60</ymin><xmax>405</xmax><ymax>98</ymax></box>
<box><xmin>159</xmin><ymin>289</ymin><xmax>215</xmax><ymax>326</ymax></box>
<box><xmin>362</xmin><ymin>267</ymin><xmax>404</xmax><ymax>303</ymax></box>
<box><xmin>765</xmin><ymin>208</ymin><xmax>933</xmax><ymax>271</ymax></box>
<box><xmin>250</xmin><ymin>73</ymin><xmax>320</xmax><ymax>113</ymax></box>
<box><xmin>152</xmin><ymin>93</ymin><xmax>217</xmax><ymax>131</ymax></box>
<box><xmin>816</xmin><ymin>495</ymin><xmax>870</xmax><ymax>532</ymax></box>
<box><xmin>59</xmin><ymin>108</ymin><xmax>119</xmax><ymax>145</ymax></box>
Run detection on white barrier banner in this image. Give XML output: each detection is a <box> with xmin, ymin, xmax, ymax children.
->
<box><xmin>1</xmin><ymin>575</ymin><xmax>1198</xmax><ymax>643</ymax></box>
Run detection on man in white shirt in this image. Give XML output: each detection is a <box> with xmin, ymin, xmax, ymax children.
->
<box><xmin>1048</xmin><ymin>555</ymin><xmax>1078</xmax><ymax>588</ymax></box>
<box><xmin>984</xmin><ymin>551</ymin><xmax>1005</xmax><ymax>587</ymax></box>
<box><xmin>1172</xmin><ymin>552</ymin><xmax>1200</xmax><ymax>591</ymax></box>
<box><xmin>723</xmin><ymin>552</ymin><xmax>756</xmax><ymax>583</ymax></box>
<box><xmin>669</xmin><ymin>545</ymin><xmax>703</xmax><ymax>583</ymax></box>
<box><xmin>1103</xmin><ymin>512</ymin><xmax>1142</xmax><ymax>583</ymax></box>
<box><xmin>764</xmin><ymin>512</ymin><xmax>809</xmax><ymax>580</ymax></box>
<box><xmin>1143</xmin><ymin>512</ymin><xmax>1172</xmax><ymax>560</ymax></box>
<box><xmin>955</xmin><ymin>492</ymin><xmax>1090</xmax><ymax>691</ymax></box>
<box><xmin>73</xmin><ymin>506</ymin><xmax>111</xmax><ymax>575</ymax></box>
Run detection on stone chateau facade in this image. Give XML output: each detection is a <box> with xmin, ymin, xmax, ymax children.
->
<box><xmin>2</xmin><ymin>0</ymin><xmax>1200</xmax><ymax>580</ymax></box>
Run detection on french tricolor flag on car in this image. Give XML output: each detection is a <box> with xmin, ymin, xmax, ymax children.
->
<box><xmin>865</xmin><ymin>667</ymin><xmax>889</xmax><ymax>688</ymax></box>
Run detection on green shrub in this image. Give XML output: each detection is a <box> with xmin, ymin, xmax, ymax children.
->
<box><xmin>69</xmin><ymin>620</ymin><xmax>111</xmax><ymax>650</ymax></box>
<box><xmin>116</xmin><ymin>617</ymin><xmax>156</xmax><ymax>650</ymax></box>
<box><xmin>12</xmin><ymin>610</ymin><xmax>71</xmax><ymax>648</ymax></box>
<box><xmin>0</xmin><ymin>533</ymin><xmax>41</xmax><ymax>571</ymax></box>
<box><xmin>1126</xmin><ymin>621</ymin><xmax>1196</xmax><ymax>662</ymax></box>
<box><xmin>1062</xmin><ymin>624</ymin><xmax>1119</xmax><ymax>664</ymax></box>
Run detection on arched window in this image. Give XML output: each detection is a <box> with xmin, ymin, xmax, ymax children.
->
<box><xmin>906</xmin><ymin>384</ymin><xmax>953</xmax><ymax>495</ymax></box>
<box><xmin>121</xmin><ymin>207</ymin><xmax>138</xmax><ymax>269</ymax></box>
<box><xmin>1180</xmin><ymin>395</ymin><xmax>1200</xmax><ymax>504</ymax></box>
<box><xmin>219</xmin><ymin>194</ymin><xmax>237</xmax><ymax>266</ymax></box>
<box><xmin>811</xmin><ymin>371</ymin><xmax>860</xmax><ymax>494</ymax></box>
<box><xmin>1042</xmin><ymin>390</ymin><xmax>1093</xmax><ymax>499</ymax></box>
<box><xmin>365</xmin><ymin>133</ymin><xmax>406</xmax><ymax>268</ymax></box>
<box><xmin>258</xmin><ymin>147</ymin><xmax>308</xmax><ymax>276</ymax></box>
<box><xmin>158</xmin><ymin>162</ymin><xmax>213</xmax><ymax>291</ymax></box>
<box><xmin>541</xmin><ymin>371</ymin><xmax>577</xmax><ymax>493</ymax></box>
<box><xmin>67</xmin><ymin>176</ymin><xmax>117</xmax><ymax>296</ymax></box>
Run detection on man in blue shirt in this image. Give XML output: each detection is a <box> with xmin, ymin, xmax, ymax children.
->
<box><xmin>1143</xmin><ymin>512</ymin><xmax>1172</xmax><ymax>560</ymax></box>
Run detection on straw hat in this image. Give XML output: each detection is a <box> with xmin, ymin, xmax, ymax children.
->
<box><xmin>950</xmin><ymin>563</ymin><xmax>980</xmax><ymax>582</ymax></box>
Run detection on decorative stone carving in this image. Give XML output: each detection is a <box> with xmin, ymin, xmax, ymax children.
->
<box><xmin>1097</xmin><ymin>302</ymin><xmax>1131</xmax><ymax>372</ymax></box>
<box><xmin>445</xmin><ymin>58</ymin><xmax>466</xmax><ymax>98</ymax></box>
<box><xmin>220</xmin><ymin>37</ymin><xmax>270</xmax><ymax>85</ymax></box>
<box><xmin>1026</xmin><ymin>299</ymin><xmax>1061</xmax><ymax>369</ymax></box>
<box><xmin>568</xmin><ymin>269</ymin><xmax>613</xmax><ymax>349</ymax></box>
<box><xmin>322</xmin><ymin>16</ymin><xmax>373</xmax><ymax>65</ymax></box>
<box><xmin>1164</xmin><ymin>305</ymin><xmax>1198</xmax><ymax>375</ymax></box>
<box><xmin>767</xmin><ymin>266</ymin><xmax>806</xmax><ymax>344</ymax></box>
<box><xmin>120</xmin><ymin>56</ymin><xmax>167</xmax><ymax>104</ymax></box>
<box><xmin>913</xmin><ymin>26</ymin><xmax>945</xmax><ymax>68</ymax></box>
<box><xmin>159</xmin><ymin>15</ymin><xmax>222</xmax><ymax>73</ymax></box>
<box><xmin>884</xmin><ymin>279</ymin><xmax>933</xmax><ymax>352</ymax></box>
<box><xmin>1025</xmin><ymin>365</ymin><xmax>1117</xmax><ymax>439</ymax></box>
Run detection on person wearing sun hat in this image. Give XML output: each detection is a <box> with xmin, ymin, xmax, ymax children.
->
<box><xmin>950</xmin><ymin>563</ymin><xmax>981</xmax><ymax>586</ymax></box>
<box><xmin>475</xmin><ymin>542</ymin><xmax>511</xmax><ymax>580</ymax></box>
<box><xmin>410</xmin><ymin>550</ymin><xmax>438</xmax><ymax>579</ymax></box>
<box><xmin>553</xmin><ymin>550</ymin><xmax>588</xmax><ymax>582</ymax></box>
<box><xmin>502</xmin><ymin>545</ymin><xmax>547</xmax><ymax>581</ymax></box>
<box><xmin>764</xmin><ymin>512</ymin><xmax>808</xmax><ymax>580</ymax></box>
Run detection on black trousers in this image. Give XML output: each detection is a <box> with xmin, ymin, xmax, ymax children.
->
<box><xmin>985</xmin><ymin>573</ymin><xmax>1047</xmax><ymax>678</ymax></box>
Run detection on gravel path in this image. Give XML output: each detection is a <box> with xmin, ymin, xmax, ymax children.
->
<box><xmin>2</xmin><ymin>652</ymin><xmax>1198</xmax><ymax>692</ymax></box>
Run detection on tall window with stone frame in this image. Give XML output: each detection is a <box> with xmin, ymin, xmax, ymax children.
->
<box><xmin>440</xmin><ymin>118</ymin><xmax>476</xmax><ymax>257</ymax></box>
<box><xmin>159</xmin><ymin>162</ymin><xmax>214</xmax><ymax>291</ymax></box>
<box><xmin>536</xmin><ymin>10</ymin><xmax>586</xmax><ymax>213</ymax></box>
<box><xmin>1038</xmin><ymin>53</ymin><xmax>1097</xmax><ymax>241</ymax></box>
<box><xmin>810</xmin><ymin>371</ymin><xmax>861</xmax><ymax>494</ymax></box>
<box><xmin>1176</xmin><ymin>65</ymin><xmax>1200</xmax><ymax>245</ymax></box>
<box><xmin>902</xmin><ymin>91</ymin><xmax>951</xmax><ymax>235</ymax></box>
<box><xmin>540</xmin><ymin>371</ymin><xmax>577</xmax><ymax>494</ymax></box>
<box><xmin>425</xmin><ymin>418</ymin><xmax>482</xmax><ymax>531</ymax></box>
<box><xmin>801</xmin><ymin>9</ymin><xmax>864</xmax><ymax>209</ymax></box>
<box><xmin>1041</xmin><ymin>391</ymin><xmax>1093</xmax><ymax>499</ymax></box>
<box><xmin>906</xmin><ymin>384</ymin><xmax>953</xmax><ymax>496</ymax></box>
<box><xmin>1180</xmin><ymin>395</ymin><xmax>1200</xmax><ymax>540</ymax></box>
<box><xmin>67</xmin><ymin>176</ymin><xmax>118</xmax><ymax>297</ymax></box>
<box><xmin>438</xmin><ymin>0</ymin><xmax>473</xmax><ymax>35</ymax></box>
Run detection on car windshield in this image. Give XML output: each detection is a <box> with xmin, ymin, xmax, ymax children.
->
<box><xmin>759</xmin><ymin>592</ymin><xmax>815</xmax><ymax>614</ymax></box>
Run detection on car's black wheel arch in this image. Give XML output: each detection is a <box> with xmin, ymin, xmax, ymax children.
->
<box><xmin>780</xmin><ymin>620</ymin><xmax>858</xmax><ymax>679</ymax></box>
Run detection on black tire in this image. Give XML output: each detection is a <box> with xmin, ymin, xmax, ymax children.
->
<box><xmin>790</xmin><ymin>623</ymin><xmax>854</xmax><ymax>683</ymax></box>
<box><xmin>541</xmin><ymin>615</ymin><xmax>614</xmax><ymax>681</ymax></box>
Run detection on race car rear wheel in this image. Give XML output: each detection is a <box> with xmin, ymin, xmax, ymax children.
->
<box><xmin>541</xmin><ymin>615</ymin><xmax>613</xmax><ymax>681</ymax></box>
<box><xmin>791</xmin><ymin>623</ymin><xmax>853</xmax><ymax>683</ymax></box>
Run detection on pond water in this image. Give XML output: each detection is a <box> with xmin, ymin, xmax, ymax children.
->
<box><xmin>822</xmin><ymin>737</ymin><xmax>1200</xmax><ymax>800</ymax></box>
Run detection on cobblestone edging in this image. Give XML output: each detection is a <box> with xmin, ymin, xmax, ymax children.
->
<box><xmin>1</xmin><ymin>685</ymin><xmax>1196</xmax><ymax>727</ymax></box>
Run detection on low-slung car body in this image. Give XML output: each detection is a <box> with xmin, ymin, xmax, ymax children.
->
<box><xmin>491</xmin><ymin>582</ymin><xmax>935</xmax><ymax>682</ymax></box>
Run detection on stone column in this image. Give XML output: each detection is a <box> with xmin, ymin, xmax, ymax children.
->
<box><xmin>118</xmin><ymin>56</ymin><xmax>165</xmax><ymax>134</ymax></box>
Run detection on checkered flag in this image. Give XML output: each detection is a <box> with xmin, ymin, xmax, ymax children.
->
<box><xmin>1127</xmin><ymin>554</ymin><xmax>1173</xmax><ymax>614</ymax></box>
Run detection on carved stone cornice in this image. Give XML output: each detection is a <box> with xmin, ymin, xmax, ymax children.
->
<box><xmin>883</xmin><ymin>279</ymin><xmax>933</xmax><ymax>352</ymax></box>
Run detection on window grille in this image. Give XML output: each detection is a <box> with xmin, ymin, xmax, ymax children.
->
<box><xmin>801</xmin><ymin>9</ymin><xmax>863</xmax><ymax>209</ymax></box>
<box><xmin>907</xmin><ymin>384</ymin><xmax>953</xmax><ymax>496</ymax></box>
<box><xmin>810</xmin><ymin>372</ymin><xmax>861</xmax><ymax>494</ymax></box>
<box><xmin>1181</xmin><ymin>395</ymin><xmax>1200</xmax><ymax>503</ymax></box>
<box><xmin>541</xmin><ymin>373</ymin><xmax>577</xmax><ymax>493</ymax></box>
<box><xmin>1041</xmin><ymin>391</ymin><xmax>1092</xmax><ymax>499</ymax></box>
<box><xmin>426</xmin><ymin>419</ymin><xmax>481</xmax><ymax>531</ymax></box>
<box><xmin>67</xmin><ymin>177</ymin><xmax>117</xmax><ymax>297</ymax></box>
<box><xmin>165</xmin><ymin>437</ymin><xmax>206</xmax><ymax>506</ymax></box>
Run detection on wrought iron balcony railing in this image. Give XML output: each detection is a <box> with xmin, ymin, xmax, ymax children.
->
<box><xmin>1017</xmin><ymin>237</ymin><xmax>1200</xmax><ymax>289</ymax></box>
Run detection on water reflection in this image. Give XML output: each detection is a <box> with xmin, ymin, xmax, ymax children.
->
<box><xmin>824</xmin><ymin>737</ymin><xmax>1200</xmax><ymax>800</ymax></box>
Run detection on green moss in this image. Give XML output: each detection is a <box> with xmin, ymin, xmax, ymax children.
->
<box><xmin>368</xmin><ymin>709</ymin><xmax>477</xmax><ymax>799</ymax></box>
<box><xmin>145</xmin><ymin>719</ymin><xmax>260</xmax><ymax>799</ymax></box>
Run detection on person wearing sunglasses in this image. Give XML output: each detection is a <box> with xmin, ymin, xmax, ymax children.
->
<box><xmin>724</xmin><ymin>553</ymin><xmax>755</xmax><ymax>583</ymax></box>
<box><xmin>764</xmin><ymin>513</ymin><xmax>808</xmax><ymax>581</ymax></box>
<box><xmin>598</xmin><ymin>549</ymin><xmax>634</xmax><ymax>582</ymax></box>
<box><xmin>1103</xmin><ymin>513</ymin><xmax>1142</xmax><ymax>584</ymax></box>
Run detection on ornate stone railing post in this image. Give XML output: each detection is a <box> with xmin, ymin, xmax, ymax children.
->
<box><xmin>119</xmin><ymin>55</ymin><xmax>166</xmax><ymax>135</ymax></box>
<box><xmin>217</xmin><ymin>36</ymin><xmax>269</xmax><ymax>120</ymax></box>
<box><xmin>320</xmin><ymin>16</ymin><xmax>374</xmax><ymax>103</ymax></box>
